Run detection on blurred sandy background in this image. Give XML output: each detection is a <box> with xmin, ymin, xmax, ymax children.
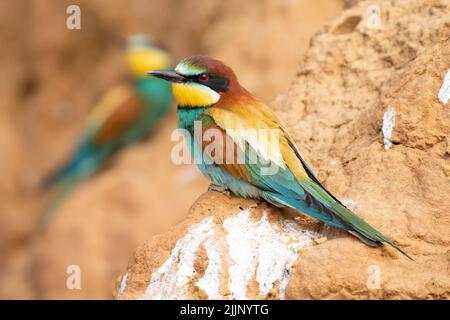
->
<box><xmin>0</xmin><ymin>0</ymin><xmax>345</xmax><ymax>299</ymax></box>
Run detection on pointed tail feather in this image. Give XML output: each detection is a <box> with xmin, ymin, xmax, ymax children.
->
<box><xmin>348</xmin><ymin>230</ymin><xmax>382</xmax><ymax>247</ymax></box>
<box><xmin>328</xmin><ymin>202</ymin><xmax>414</xmax><ymax>260</ymax></box>
<box><xmin>40</xmin><ymin>155</ymin><xmax>84</xmax><ymax>191</ymax></box>
<box><xmin>347</xmin><ymin>221</ymin><xmax>414</xmax><ymax>260</ymax></box>
<box><xmin>40</xmin><ymin>166</ymin><xmax>67</xmax><ymax>191</ymax></box>
<box><xmin>37</xmin><ymin>176</ymin><xmax>80</xmax><ymax>232</ymax></box>
<box><xmin>299</xmin><ymin>180</ymin><xmax>413</xmax><ymax>260</ymax></box>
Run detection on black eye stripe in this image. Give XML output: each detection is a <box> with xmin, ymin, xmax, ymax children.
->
<box><xmin>181</xmin><ymin>73</ymin><xmax>229</xmax><ymax>92</ymax></box>
<box><xmin>204</xmin><ymin>76</ymin><xmax>229</xmax><ymax>92</ymax></box>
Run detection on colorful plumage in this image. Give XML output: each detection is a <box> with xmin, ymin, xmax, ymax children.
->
<box><xmin>149</xmin><ymin>55</ymin><xmax>412</xmax><ymax>259</ymax></box>
<box><xmin>41</xmin><ymin>35</ymin><xmax>173</xmax><ymax>228</ymax></box>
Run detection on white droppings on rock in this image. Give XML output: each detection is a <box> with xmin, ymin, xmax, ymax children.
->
<box><xmin>223</xmin><ymin>211</ymin><xmax>320</xmax><ymax>299</ymax></box>
<box><xmin>382</xmin><ymin>108</ymin><xmax>396</xmax><ymax>150</ymax></box>
<box><xmin>438</xmin><ymin>68</ymin><xmax>450</xmax><ymax>105</ymax></box>
<box><xmin>143</xmin><ymin>217</ymin><xmax>216</xmax><ymax>300</ymax></box>
<box><xmin>195</xmin><ymin>234</ymin><xmax>223</xmax><ymax>299</ymax></box>
<box><xmin>142</xmin><ymin>211</ymin><xmax>320</xmax><ymax>300</ymax></box>
<box><xmin>118</xmin><ymin>273</ymin><xmax>128</xmax><ymax>296</ymax></box>
<box><xmin>329</xmin><ymin>159</ymin><xmax>338</xmax><ymax>168</ymax></box>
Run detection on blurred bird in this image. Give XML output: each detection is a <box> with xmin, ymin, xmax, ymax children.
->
<box><xmin>149</xmin><ymin>55</ymin><xmax>412</xmax><ymax>259</ymax></box>
<box><xmin>40</xmin><ymin>35</ymin><xmax>173</xmax><ymax>228</ymax></box>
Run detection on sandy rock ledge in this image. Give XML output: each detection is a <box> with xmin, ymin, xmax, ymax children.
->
<box><xmin>114</xmin><ymin>192</ymin><xmax>326</xmax><ymax>300</ymax></box>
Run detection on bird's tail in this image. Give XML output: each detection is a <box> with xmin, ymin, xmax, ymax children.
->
<box><xmin>41</xmin><ymin>166</ymin><xmax>67</xmax><ymax>191</ymax></box>
<box><xmin>40</xmin><ymin>154</ymin><xmax>85</xmax><ymax>191</ymax></box>
<box><xmin>38</xmin><ymin>175</ymin><xmax>81</xmax><ymax>232</ymax></box>
<box><xmin>343</xmin><ymin>209</ymin><xmax>414</xmax><ymax>260</ymax></box>
<box><xmin>298</xmin><ymin>180</ymin><xmax>414</xmax><ymax>260</ymax></box>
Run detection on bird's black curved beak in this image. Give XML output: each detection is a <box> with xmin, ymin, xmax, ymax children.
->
<box><xmin>147</xmin><ymin>70</ymin><xmax>186</xmax><ymax>83</ymax></box>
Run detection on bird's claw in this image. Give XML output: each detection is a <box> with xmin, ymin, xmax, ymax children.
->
<box><xmin>208</xmin><ymin>184</ymin><xmax>231</xmax><ymax>197</ymax></box>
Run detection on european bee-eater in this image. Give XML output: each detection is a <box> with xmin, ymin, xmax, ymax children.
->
<box><xmin>149</xmin><ymin>55</ymin><xmax>412</xmax><ymax>259</ymax></box>
<box><xmin>41</xmin><ymin>35</ymin><xmax>173</xmax><ymax>227</ymax></box>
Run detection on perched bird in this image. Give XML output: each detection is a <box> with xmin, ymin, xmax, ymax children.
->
<box><xmin>149</xmin><ymin>55</ymin><xmax>412</xmax><ymax>259</ymax></box>
<box><xmin>41</xmin><ymin>35</ymin><xmax>173</xmax><ymax>227</ymax></box>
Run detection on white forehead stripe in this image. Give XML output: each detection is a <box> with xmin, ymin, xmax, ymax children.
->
<box><xmin>175</xmin><ymin>61</ymin><xmax>205</xmax><ymax>76</ymax></box>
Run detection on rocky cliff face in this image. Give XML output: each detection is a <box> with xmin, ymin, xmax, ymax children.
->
<box><xmin>115</xmin><ymin>0</ymin><xmax>450</xmax><ymax>299</ymax></box>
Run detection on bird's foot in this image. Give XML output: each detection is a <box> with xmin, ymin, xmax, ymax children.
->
<box><xmin>208</xmin><ymin>183</ymin><xmax>231</xmax><ymax>198</ymax></box>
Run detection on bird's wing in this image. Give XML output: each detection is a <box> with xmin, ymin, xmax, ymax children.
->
<box><xmin>203</xmin><ymin>102</ymin><xmax>411</xmax><ymax>259</ymax></box>
<box><xmin>197</xmin><ymin>112</ymin><xmax>303</xmax><ymax>200</ymax></box>
<box><xmin>203</xmin><ymin>103</ymin><xmax>346</xmax><ymax>221</ymax></box>
<box><xmin>42</xmin><ymin>84</ymin><xmax>144</xmax><ymax>189</ymax></box>
<box><xmin>204</xmin><ymin>100</ymin><xmax>318</xmax><ymax>189</ymax></box>
<box><xmin>203</xmin><ymin>102</ymin><xmax>311</xmax><ymax>199</ymax></box>
<box><xmin>84</xmin><ymin>83</ymin><xmax>144</xmax><ymax>145</ymax></box>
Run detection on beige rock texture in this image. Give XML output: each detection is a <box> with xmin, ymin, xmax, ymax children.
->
<box><xmin>114</xmin><ymin>192</ymin><xmax>326</xmax><ymax>300</ymax></box>
<box><xmin>116</xmin><ymin>0</ymin><xmax>450</xmax><ymax>299</ymax></box>
<box><xmin>0</xmin><ymin>0</ymin><xmax>344</xmax><ymax>299</ymax></box>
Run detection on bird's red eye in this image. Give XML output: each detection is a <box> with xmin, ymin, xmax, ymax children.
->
<box><xmin>198</xmin><ymin>74</ymin><xmax>209</xmax><ymax>81</ymax></box>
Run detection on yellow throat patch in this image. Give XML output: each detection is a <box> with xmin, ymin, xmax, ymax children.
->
<box><xmin>172</xmin><ymin>82</ymin><xmax>220</xmax><ymax>107</ymax></box>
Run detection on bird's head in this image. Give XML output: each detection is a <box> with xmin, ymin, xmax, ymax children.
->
<box><xmin>148</xmin><ymin>55</ymin><xmax>239</xmax><ymax>108</ymax></box>
<box><xmin>126</xmin><ymin>34</ymin><xmax>171</xmax><ymax>78</ymax></box>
